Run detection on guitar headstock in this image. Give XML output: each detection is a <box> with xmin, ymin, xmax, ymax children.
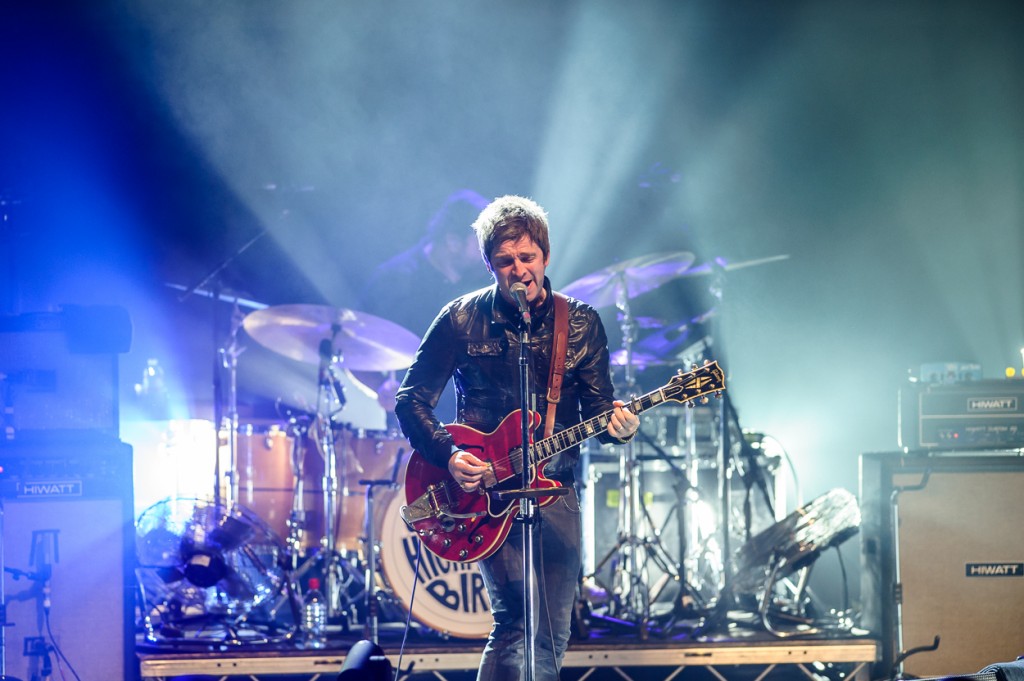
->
<box><xmin>662</xmin><ymin>360</ymin><xmax>726</xmax><ymax>406</ymax></box>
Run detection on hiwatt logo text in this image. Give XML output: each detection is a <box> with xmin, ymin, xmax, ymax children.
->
<box><xmin>967</xmin><ymin>397</ymin><xmax>1018</xmax><ymax>412</ymax></box>
<box><xmin>966</xmin><ymin>562</ymin><xmax>1024</xmax><ymax>577</ymax></box>
<box><xmin>18</xmin><ymin>480</ymin><xmax>83</xmax><ymax>498</ymax></box>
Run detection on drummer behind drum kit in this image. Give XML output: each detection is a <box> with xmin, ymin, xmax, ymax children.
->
<box><xmin>135</xmin><ymin>250</ymin><xmax>861</xmax><ymax>648</ymax></box>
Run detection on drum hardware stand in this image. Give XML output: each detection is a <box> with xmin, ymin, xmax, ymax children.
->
<box><xmin>679</xmin><ymin>394</ymin><xmax>722</xmax><ymax>608</ymax></box>
<box><xmin>733</xmin><ymin>405</ymin><xmax>775</xmax><ymax>544</ymax></box>
<box><xmin>698</xmin><ymin>388</ymin><xmax>786</xmax><ymax>639</ymax></box>
<box><xmin>691</xmin><ymin>267</ymin><xmax>752</xmax><ymax>637</ymax></box>
<box><xmin>357</xmin><ymin>447</ymin><xmax>405</xmax><ymax>644</ymax></box>
<box><xmin>632</xmin><ymin>430</ymin><xmax>708</xmax><ymax>632</ymax></box>
<box><xmin>176</xmin><ymin>230</ymin><xmax>265</xmax><ymax>515</ymax></box>
<box><xmin>272</xmin><ymin>332</ymin><xmax>364</xmax><ymax>632</ymax></box>
<box><xmin>285</xmin><ymin>417</ymin><xmax>313</xmax><ymax>569</ymax></box>
<box><xmin>313</xmin><ymin>327</ymin><xmax>362</xmax><ymax>625</ymax></box>
<box><xmin>585</xmin><ymin>279</ymin><xmax>661</xmax><ymax>638</ymax></box>
<box><xmin>173</xmin><ymin>239</ymin><xmax>280</xmax><ymax>630</ymax></box>
<box><xmin>218</xmin><ymin>303</ymin><xmax>246</xmax><ymax>509</ymax></box>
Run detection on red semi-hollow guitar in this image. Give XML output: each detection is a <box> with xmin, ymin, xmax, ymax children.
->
<box><xmin>400</xmin><ymin>361</ymin><xmax>726</xmax><ymax>563</ymax></box>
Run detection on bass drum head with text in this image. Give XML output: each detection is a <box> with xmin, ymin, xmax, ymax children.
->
<box><xmin>378</xmin><ymin>490</ymin><xmax>492</xmax><ymax>639</ymax></box>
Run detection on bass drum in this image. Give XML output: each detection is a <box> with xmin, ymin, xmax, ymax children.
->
<box><xmin>376</xmin><ymin>483</ymin><xmax>493</xmax><ymax>640</ymax></box>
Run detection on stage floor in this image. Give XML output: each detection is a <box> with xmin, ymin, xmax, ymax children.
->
<box><xmin>137</xmin><ymin>620</ymin><xmax>880</xmax><ymax>681</ymax></box>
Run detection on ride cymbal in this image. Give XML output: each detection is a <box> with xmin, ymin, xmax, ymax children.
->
<box><xmin>242</xmin><ymin>304</ymin><xmax>419</xmax><ymax>372</ymax></box>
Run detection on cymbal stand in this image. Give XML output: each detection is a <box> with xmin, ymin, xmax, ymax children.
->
<box><xmin>587</xmin><ymin>278</ymin><xmax>659</xmax><ymax>637</ymax></box>
<box><xmin>285</xmin><ymin>416</ymin><xmax>313</xmax><ymax>569</ymax></box>
<box><xmin>218</xmin><ymin>301</ymin><xmax>246</xmax><ymax>509</ymax></box>
<box><xmin>679</xmin><ymin>397</ymin><xmax>722</xmax><ymax>607</ymax></box>
<box><xmin>315</xmin><ymin>327</ymin><xmax>348</xmax><ymax>621</ymax></box>
<box><xmin>695</xmin><ymin>267</ymin><xmax>741</xmax><ymax>636</ymax></box>
<box><xmin>176</xmin><ymin>230</ymin><xmax>265</xmax><ymax>514</ymax></box>
<box><xmin>633</xmin><ymin>429</ymin><xmax>707</xmax><ymax>628</ymax></box>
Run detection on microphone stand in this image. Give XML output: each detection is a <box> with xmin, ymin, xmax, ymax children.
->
<box><xmin>493</xmin><ymin>312</ymin><xmax>567</xmax><ymax>681</ymax></box>
<box><xmin>176</xmin><ymin>230</ymin><xmax>265</xmax><ymax>514</ymax></box>
<box><xmin>724</xmin><ymin>396</ymin><xmax>774</xmax><ymax>543</ymax></box>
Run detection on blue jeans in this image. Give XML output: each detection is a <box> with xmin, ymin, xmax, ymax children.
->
<box><xmin>476</xmin><ymin>486</ymin><xmax>582</xmax><ymax>681</ymax></box>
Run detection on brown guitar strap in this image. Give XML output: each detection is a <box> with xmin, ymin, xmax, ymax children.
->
<box><xmin>544</xmin><ymin>292</ymin><xmax>569</xmax><ymax>438</ymax></box>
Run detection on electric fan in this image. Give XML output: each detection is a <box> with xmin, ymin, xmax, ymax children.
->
<box><xmin>135</xmin><ymin>497</ymin><xmax>299</xmax><ymax>646</ymax></box>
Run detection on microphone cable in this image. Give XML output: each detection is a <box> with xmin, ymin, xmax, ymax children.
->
<box><xmin>393</xmin><ymin>535</ymin><xmax>423</xmax><ymax>681</ymax></box>
<box><xmin>534</xmin><ymin>494</ymin><xmax>564</xmax><ymax>679</ymax></box>
<box><xmin>44</xmin><ymin>593</ymin><xmax>82</xmax><ymax>681</ymax></box>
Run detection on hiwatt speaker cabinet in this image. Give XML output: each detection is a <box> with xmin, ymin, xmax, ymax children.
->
<box><xmin>860</xmin><ymin>451</ymin><xmax>1024</xmax><ymax>678</ymax></box>
<box><xmin>0</xmin><ymin>438</ymin><xmax>136</xmax><ymax>681</ymax></box>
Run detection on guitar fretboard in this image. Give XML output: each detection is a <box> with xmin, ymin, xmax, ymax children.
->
<box><xmin>530</xmin><ymin>362</ymin><xmax>723</xmax><ymax>466</ymax></box>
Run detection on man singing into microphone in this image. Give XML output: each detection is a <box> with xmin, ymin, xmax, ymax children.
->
<box><xmin>395</xmin><ymin>195</ymin><xmax>640</xmax><ymax>681</ymax></box>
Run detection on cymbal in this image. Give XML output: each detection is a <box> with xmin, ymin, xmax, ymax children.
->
<box><xmin>609</xmin><ymin>320</ymin><xmax>693</xmax><ymax>370</ymax></box>
<box><xmin>684</xmin><ymin>253</ymin><xmax>790</xmax><ymax>276</ymax></box>
<box><xmin>561</xmin><ymin>251</ymin><xmax>696</xmax><ymax>308</ymax></box>
<box><xmin>609</xmin><ymin>349</ymin><xmax>666</xmax><ymax>369</ymax></box>
<box><xmin>609</xmin><ymin>310</ymin><xmax>715</xmax><ymax>369</ymax></box>
<box><xmin>242</xmin><ymin>304</ymin><xmax>420</xmax><ymax>372</ymax></box>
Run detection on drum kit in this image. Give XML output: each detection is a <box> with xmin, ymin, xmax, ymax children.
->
<box><xmin>135</xmin><ymin>300</ymin><xmax>494</xmax><ymax>646</ymax></box>
<box><xmin>135</xmin><ymin>248</ymin><xmax>859</xmax><ymax>648</ymax></box>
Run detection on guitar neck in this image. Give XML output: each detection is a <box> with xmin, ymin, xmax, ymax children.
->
<box><xmin>528</xmin><ymin>361</ymin><xmax>723</xmax><ymax>469</ymax></box>
<box><xmin>531</xmin><ymin>387</ymin><xmax>670</xmax><ymax>466</ymax></box>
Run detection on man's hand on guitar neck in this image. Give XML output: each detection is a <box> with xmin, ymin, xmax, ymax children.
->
<box><xmin>449</xmin><ymin>450</ymin><xmax>495</xmax><ymax>493</ymax></box>
<box><xmin>607</xmin><ymin>400</ymin><xmax>640</xmax><ymax>442</ymax></box>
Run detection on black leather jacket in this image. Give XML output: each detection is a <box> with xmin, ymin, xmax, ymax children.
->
<box><xmin>394</xmin><ymin>278</ymin><xmax>622</xmax><ymax>476</ymax></box>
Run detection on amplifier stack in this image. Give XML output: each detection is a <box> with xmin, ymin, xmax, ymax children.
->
<box><xmin>898</xmin><ymin>378</ymin><xmax>1024</xmax><ymax>451</ymax></box>
<box><xmin>1</xmin><ymin>305</ymin><xmax>135</xmax><ymax>680</ymax></box>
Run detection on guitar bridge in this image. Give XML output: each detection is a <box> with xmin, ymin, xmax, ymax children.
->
<box><xmin>399</xmin><ymin>501</ymin><xmax>433</xmax><ymax>528</ymax></box>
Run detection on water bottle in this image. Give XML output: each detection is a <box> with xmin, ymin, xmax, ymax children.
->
<box><xmin>302</xmin><ymin>577</ymin><xmax>327</xmax><ymax>649</ymax></box>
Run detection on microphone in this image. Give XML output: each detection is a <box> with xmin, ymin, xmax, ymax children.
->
<box><xmin>509</xmin><ymin>282</ymin><xmax>531</xmax><ymax>324</ymax></box>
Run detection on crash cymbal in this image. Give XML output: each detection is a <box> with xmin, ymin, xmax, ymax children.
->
<box><xmin>561</xmin><ymin>251</ymin><xmax>696</xmax><ymax>309</ymax></box>
<box><xmin>242</xmin><ymin>304</ymin><xmax>419</xmax><ymax>372</ymax></box>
